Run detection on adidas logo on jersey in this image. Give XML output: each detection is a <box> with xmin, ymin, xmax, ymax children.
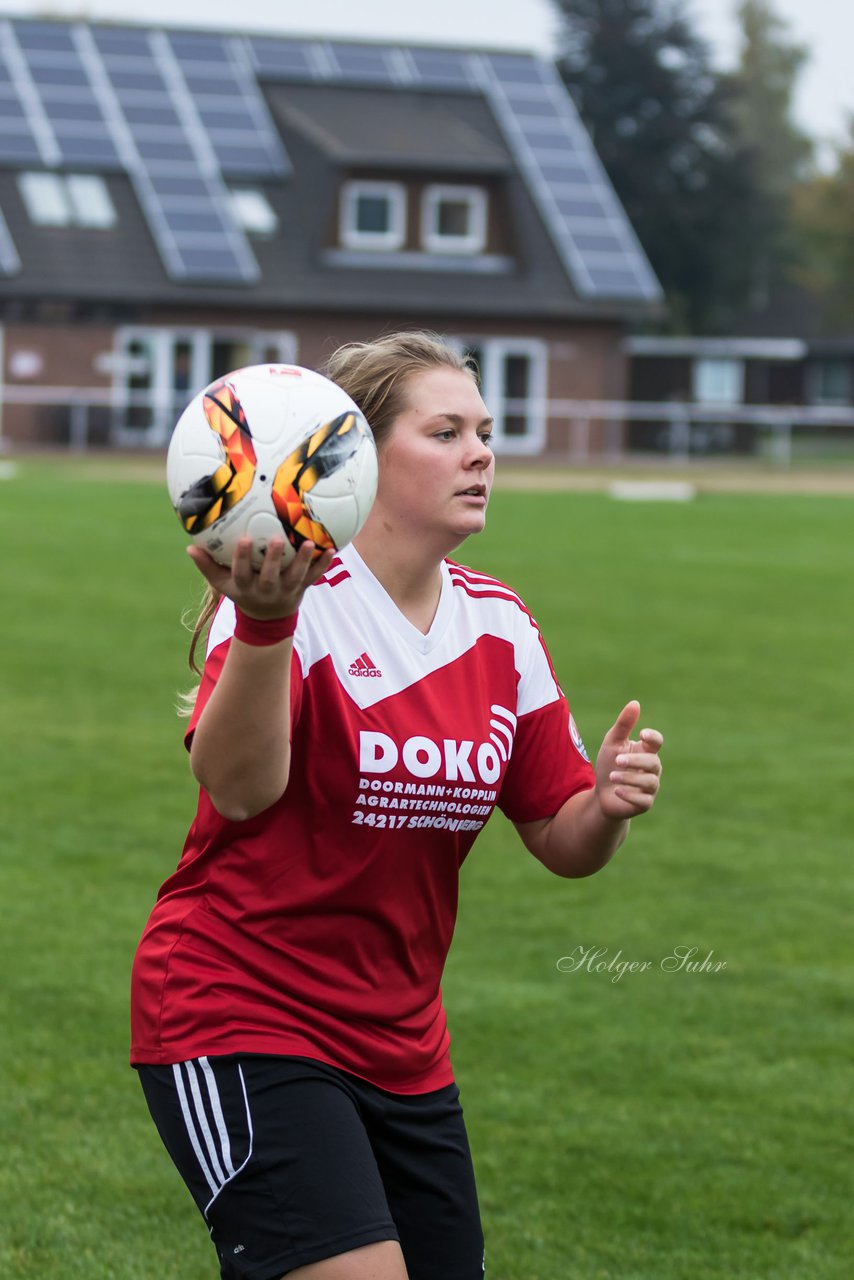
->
<box><xmin>349</xmin><ymin>652</ymin><xmax>383</xmax><ymax>678</ymax></box>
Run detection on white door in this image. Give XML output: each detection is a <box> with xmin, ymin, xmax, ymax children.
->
<box><xmin>112</xmin><ymin>327</ymin><xmax>298</xmax><ymax>445</ymax></box>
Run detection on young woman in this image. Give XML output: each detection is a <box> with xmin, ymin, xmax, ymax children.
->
<box><xmin>131</xmin><ymin>332</ymin><xmax>663</xmax><ymax>1280</ymax></box>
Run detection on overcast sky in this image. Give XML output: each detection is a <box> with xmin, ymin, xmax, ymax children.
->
<box><xmin>2</xmin><ymin>0</ymin><xmax>851</xmax><ymax>154</ymax></box>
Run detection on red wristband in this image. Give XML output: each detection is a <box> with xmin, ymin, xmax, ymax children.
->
<box><xmin>233</xmin><ymin>607</ymin><xmax>299</xmax><ymax>646</ymax></box>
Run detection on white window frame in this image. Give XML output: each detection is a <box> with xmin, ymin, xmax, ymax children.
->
<box><xmin>692</xmin><ymin>357</ymin><xmax>744</xmax><ymax>405</ymax></box>
<box><xmin>65</xmin><ymin>175</ymin><xmax>117</xmax><ymax>228</ymax></box>
<box><xmin>111</xmin><ymin>326</ymin><xmax>298</xmax><ymax>445</ymax></box>
<box><xmin>18</xmin><ymin>171</ymin><xmax>116</xmax><ymax>229</ymax></box>
<box><xmin>228</xmin><ymin>188</ymin><xmax>278</xmax><ymax>237</ymax></box>
<box><xmin>453</xmin><ymin>337</ymin><xmax>548</xmax><ymax>456</ymax></box>
<box><xmin>421</xmin><ymin>184</ymin><xmax>487</xmax><ymax>255</ymax></box>
<box><xmin>340</xmin><ymin>180</ymin><xmax>406</xmax><ymax>250</ymax></box>
<box><xmin>807</xmin><ymin>358</ymin><xmax>851</xmax><ymax>406</ymax></box>
<box><xmin>18</xmin><ymin>172</ymin><xmax>72</xmax><ymax>226</ymax></box>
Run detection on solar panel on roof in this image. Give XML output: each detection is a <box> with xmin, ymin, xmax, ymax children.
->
<box><xmin>555</xmin><ymin>194</ymin><xmax>610</xmax><ymax>219</ymax></box>
<box><xmin>170</xmin><ymin>34</ymin><xmax>289</xmax><ymax>179</ymax></box>
<box><xmin>120</xmin><ymin>102</ymin><xmax>182</xmax><ymax>127</ymax></box>
<box><xmin>27</xmin><ymin>64</ymin><xmax>89</xmax><ymax>88</ymax></box>
<box><xmin>487</xmin><ymin>54</ymin><xmax>546</xmax><ymax>85</ymax></box>
<box><xmin>70</xmin><ymin>25</ymin><xmax>260</xmax><ymax>284</ymax></box>
<box><xmin>506</xmin><ymin>97</ymin><xmax>560</xmax><ymax>122</ymax></box>
<box><xmin>147</xmin><ymin>173</ymin><xmax>206</xmax><ymax>198</ymax></box>
<box><xmin>105</xmin><ymin>67</ymin><xmax>169</xmax><ymax>93</ymax></box>
<box><xmin>248</xmin><ymin>39</ymin><xmax>315</xmax><ymax>78</ymax></box>
<box><xmin>209</xmin><ymin>143</ymin><xmax>278</xmax><ymax>175</ymax></box>
<box><xmin>172</xmin><ymin>228</ymin><xmax>233</xmax><ymax>249</ymax></box>
<box><xmin>181</xmin><ymin>67</ymin><xmax>243</xmax><ymax>94</ymax></box>
<box><xmin>195</xmin><ymin>104</ymin><xmax>257</xmax><ymax>130</ymax></box>
<box><xmin>480</xmin><ymin>52</ymin><xmax>661</xmax><ymax>302</ymax></box>
<box><xmin>586</xmin><ymin>266</ymin><xmax>647</xmax><ymax>291</ymax></box>
<box><xmin>7</xmin><ymin>25</ymin><xmax>128</xmax><ymax>168</ymax></box>
<box><xmin>91</xmin><ymin>28</ymin><xmax>151</xmax><ymax>55</ymax></box>
<box><xmin>13</xmin><ymin>22</ymin><xmax>76</xmax><ymax>52</ymax></box>
<box><xmin>46</xmin><ymin>100</ymin><xmax>105</xmax><ymax>122</ymax></box>
<box><xmin>573</xmin><ymin>230</ymin><xmax>628</xmax><ymax>254</ymax></box>
<box><xmin>327</xmin><ymin>44</ymin><xmax>396</xmax><ymax>84</ymax></box>
<box><xmin>171</xmin><ymin>242</ymin><xmax>256</xmax><ymax>277</ymax></box>
<box><xmin>139</xmin><ymin>180</ymin><xmax>260</xmax><ymax>283</ymax></box>
<box><xmin>168</xmin><ymin>210</ymin><xmax>229</xmax><ymax>235</ymax></box>
<box><xmin>50</xmin><ymin>114</ymin><xmax>109</xmax><ymax>136</ymax></box>
<box><xmin>133</xmin><ymin>136</ymin><xmax>197</xmax><ymax>164</ymax></box>
<box><xmin>169</xmin><ymin>33</ymin><xmax>232</xmax><ymax>62</ymax></box>
<box><xmin>537</xmin><ymin>160</ymin><xmax>594</xmax><ymax>185</ymax></box>
<box><xmin>1</xmin><ymin>19</ymin><xmax>60</xmax><ymax>165</ymax></box>
<box><xmin>407</xmin><ymin>49</ymin><xmax>476</xmax><ymax>88</ymax></box>
<box><xmin>0</xmin><ymin>132</ymin><xmax>41</xmax><ymax>163</ymax></box>
<box><xmin>35</xmin><ymin>82</ymin><xmax>98</xmax><ymax>103</ymax></box>
<box><xmin>36</xmin><ymin>85</ymin><xmax>119</xmax><ymax>172</ymax></box>
<box><xmin>52</xmin><ymin>134</ymin><xmax>121</xmax><ymax>166</ymax></box>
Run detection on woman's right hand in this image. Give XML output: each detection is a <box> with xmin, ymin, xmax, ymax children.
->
<box><xmin>187</xmin><ymin>536</ymin><xmax>335</xmax><ymax>620</ymax></box>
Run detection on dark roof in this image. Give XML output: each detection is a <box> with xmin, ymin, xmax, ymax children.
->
<box><xmin>0</xmin><ymin>169</ymin><xmax>167</xmax><ymax>302</ymax></box>
<box><xmin>0</xmin><ymin>20</ymin><xmax>663</xmax><ymax>320</ymax></box>
<box><xmin>268</xmin><ymin>85</ymin><xmax>511</xmax><ymax>173</ymax></box>
<box><xmin>0</xmin><ymin>152</ymin><xmax>634</xmax><ymax>321</ymax></box>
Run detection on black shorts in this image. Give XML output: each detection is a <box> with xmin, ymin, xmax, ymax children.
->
<box><xmin>137</xmin><ymin>1054</ymin><xmax>485</xmax><ymax>1280</ymax></box>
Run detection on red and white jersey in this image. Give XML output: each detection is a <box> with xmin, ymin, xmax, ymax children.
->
<box><xmin>130</xmin><ymin>544</ymin><xmax>595</xmax><ymax>1093</ymax></box>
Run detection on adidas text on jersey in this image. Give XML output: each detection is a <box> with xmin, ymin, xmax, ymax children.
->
<box><xmin>349</xmin><ymin>652</ymin><xmax>383</xmax><ymax>677</ymax></box>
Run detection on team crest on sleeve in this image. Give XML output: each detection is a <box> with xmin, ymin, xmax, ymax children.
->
<box><xmin>569</xmin><ymin>714</ymin><xmax>590</xmax><ymax>762</ymax></box>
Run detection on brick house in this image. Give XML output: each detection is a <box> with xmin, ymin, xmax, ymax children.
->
<box><xmin>0</xmin><ymin>18</ymin><xmax>662</xmax><ymax>453</ymax></box>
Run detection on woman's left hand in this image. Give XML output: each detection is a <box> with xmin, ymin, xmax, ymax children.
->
<box><xmin>594</xmin><ymin>701</ymin><xmax>663</xmax><ymax>820</ymax></box>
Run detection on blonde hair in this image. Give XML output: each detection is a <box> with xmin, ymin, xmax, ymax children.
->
<box><xmin>321</xmin><ymin>330</ymin><xmax>478</xmax><ymax>448</ymax></box>
<box><xmin>180</xmin><ymin>331</ymin><xmax>476</xmax><ymax>707</ymax></box>
<box><xmin>186</xmin><ymin>588</ymin><xmax>220</xmax><ymax>678</ymax></box>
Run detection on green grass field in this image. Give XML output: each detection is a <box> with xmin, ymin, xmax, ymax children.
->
<box><xmin>1</xmin><ymin>459</ymin><xmax>850</xmax><ymax>1279</ymax></box>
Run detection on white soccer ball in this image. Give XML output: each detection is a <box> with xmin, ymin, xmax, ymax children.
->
<box><xmin>166</xmin><ymin>364</ymin><xmax>378</xmax><ymax>569</ymax></box>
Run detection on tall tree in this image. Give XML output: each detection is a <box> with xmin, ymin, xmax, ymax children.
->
<box><xmin>792</xmin><ymin>123</ymin><xmax>854</xmax><ymax>329</ymax></box>
<box><xmin>726</xmin><ymin>0</ymin><xmax>813</xmax><ymax>306</ymax></box>
<box><xmin>553</xmin><ymin>0</ymin><xmax>771</xmax><ymax>331</ymax></box>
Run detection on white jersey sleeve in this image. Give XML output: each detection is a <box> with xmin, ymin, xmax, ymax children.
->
<box><xmin>497</xmin><ymin>606</ymin><xmax>595</xmax><ymax>823</ymax></box>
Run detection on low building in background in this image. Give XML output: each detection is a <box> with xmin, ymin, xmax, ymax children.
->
<box><xmin>626</xmin><ymin>287</ymin><xmax>854</xmax><ymax>460</ymax></box>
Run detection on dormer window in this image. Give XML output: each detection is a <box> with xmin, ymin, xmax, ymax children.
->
<box><xmin>421</xmin><ymin>185</ymin><xmax>486</xmax><ymax>254</ymax></box>
<box><xmin>340</xmin><ymin>180</ymin><xmax>406</xmax><ymax>250</ymax></box>
<box><xmin>18</xmin><ymin>172</ymin><xmax>117</xmax><ymax>229</ymax></box>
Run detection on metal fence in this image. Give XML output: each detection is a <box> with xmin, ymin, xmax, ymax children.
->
<box><xmin>2</xmin><ymin>384</ymin><xmax>854</xmax><ymax>465</ymax></box>
<box><xmin>542</xmin><ymin>399</ymin><xmax>854</xmax><ymax>466</ymax></box>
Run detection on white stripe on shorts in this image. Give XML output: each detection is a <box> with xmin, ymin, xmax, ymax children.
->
<box><xmin>172</xmin><ymin>1058</ymin><xmax>255</xmax><ymax>1215</ymax></box>
<box><xmin>185</xmin><ymin>1059</ymin><xmax>227</xmax><ymax>1186</ymax></box>
<box><xmin>204</xmin><ymin>1064</ymin><xmax>254</xmax><ymax>1215</ymax></box>
<box><xmin>199</xmin><ymin>1056</ymin><xmax>236</xmax><ymax>1178</ymax></box>
<box><xmin>172</xmin><ymin>1062</ymin><xmax>219</xmax><ymax>1198</ymax></box>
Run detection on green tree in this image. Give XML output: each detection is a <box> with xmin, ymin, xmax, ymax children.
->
<box><xmin>792</xmin><ymin>123</ymin><xmax>854</xmax><ymax>328</ymax></box>
<box><xmin>726</xmin><ymin>0</ymin><xmax>813</xmax><ymax>306</ymax></box>
<box><xmin>553</xmin><ymin>0</ymin><xmax>773</xmax><ymax>331</ymax></box>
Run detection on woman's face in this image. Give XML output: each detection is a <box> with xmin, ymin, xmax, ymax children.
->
<box><xmin>372</xmin><ymin>366</ymin><xmax>495</xmax><ymax>550</ymax></box>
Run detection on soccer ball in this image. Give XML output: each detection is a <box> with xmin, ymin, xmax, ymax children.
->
<box><xmin>166</xmin><ymin>364</ymin><xmax>378</xmax><ymax>569</ymax></box>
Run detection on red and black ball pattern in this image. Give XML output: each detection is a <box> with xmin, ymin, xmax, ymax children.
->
<box><xmin>271</xmin><ymin>411</ymin><xmax>367</xmax><ymax>553</ymax></box>
<box><xmin>175</xmin><ymin>379</ymin><xmax>257</xmax><ymax>533</ymax></box>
